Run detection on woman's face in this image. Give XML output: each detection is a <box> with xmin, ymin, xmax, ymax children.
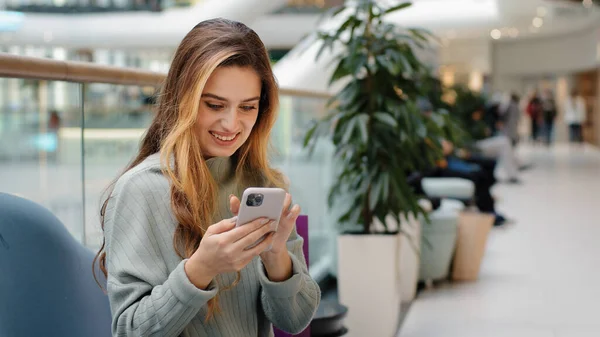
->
<box><xmin>196</xmin><ymin>66</ymin><xmax>262</xmax><ymax>158</ymax></box>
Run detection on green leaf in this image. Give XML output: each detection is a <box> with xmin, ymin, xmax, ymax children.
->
<box><xmin>381</xmin><ymin>172</ymin><xmax>390</xmax><ymax>201</ymax></box>
<box><xmin>376</xmin><ymin>54</ymin><xmax>400</xmax><ymax>75</ymax></box>
<box><xmin>341</xmin><ymin>117</ymin><xmax>358</xmax><ymax>144</ymax></box>
<box><xmin>408</xmin><ymin>28</ymin><xmax>432</xmax><ymax>42</ymax></box>
<box><xmin>357</xmin><ymin>114</ymin><xmax>369</xmax><ymax>144</ymax></box>
<box><xmin>370</xmin><ymin>174</ymin><xmax>383</xmax><ymax>212</ymax></box>
<box><xmin>319</xmin><ymin>5</ymin><xmax>346</xmax><ymax>24</ymax></box>
<box><xmin>303</xmin><ymin>123</ymin><xmax>318</xmax><ymax>148</ymax></box>
<box><xmin>374</xmin><ymin>112</ymin><xmax>398</xmax><ymax>128</ymax></box>
<box><xmin>329</xmin><ymin>58</ymin><xmax>350</xmax><ymax>85</ymax></box>
<box><xmin>315</xmin><ymin>37</ymin><xmax>335</xmax><ymax>62</ymax></box>
<box><xmin>384</xmin><ymin>2</ymin><xmax>412</xmax><ymax>14</ymax></box>
<box><xmin>335</xmin><ymin>16</ymin><xmax>358</xmax><ymax>40</ymax></box>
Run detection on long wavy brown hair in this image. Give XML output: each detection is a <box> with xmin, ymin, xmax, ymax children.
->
<box><xmin>93</xmin><ymin>18</ymin><xmax>285</xmax><ymax>320</ymax></box>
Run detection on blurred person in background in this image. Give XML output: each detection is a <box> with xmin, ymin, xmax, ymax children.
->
<box><xmin>46</xmin><ymin>110</ymin><xmax>61</xmax><ymax>162</ymax></box>
<box><xmin>541</xmin><ymin>89</ymin><xmax>557</xmax><ymax>146</ymax></box>
<box><xmin>434</xmin><ymin>139</ymin><xmax>508</xmax><ymax>226</ymax></box>
<box><xmin>48</xmin><ymin>110</ymin><xmax>61</xmax><ymax>132</ymax></box>
<box><xmin>500</xmin><ymin>93</ymin><xmax>521</xmax><ymax>147</ymax></box>
<box><xmin>471</xmin><ymin>105</ymin><xmax>522</xmax><ymax>184</ymax></box>
<box><xmin>564</xmin><ymin>89</ymin><xmax>586</xmax><ymax>146</ymax></box>
<box><xmin>526</xmin><ymin>91</ymin><xmax>543</xmax><ymax>144</ymax></box>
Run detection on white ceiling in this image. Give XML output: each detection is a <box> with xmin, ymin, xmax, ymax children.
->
<box><xmin>256</xmin><ymin>0</ymin><xmax>600</xmax><ymax>49</ymax></box>
<box><xmin>434</xmin><ymin>0</ymin><xmax>600</xmax><ymax>41</ymax></box>
<box><xmin>1</xmin><ymin>0</ymin><xmax>599</xmax><ymax>49</ymax></box>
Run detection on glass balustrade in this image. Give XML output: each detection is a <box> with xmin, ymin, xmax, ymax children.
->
<box><xmin>0</xmin><ymin>69</ymin><xmax>336</xmax><ymax>282</ymax></box>
<box><xmin>0</xmin><ymin>78</ymin><xmax>86</xmax><ymax>242</ymax></box>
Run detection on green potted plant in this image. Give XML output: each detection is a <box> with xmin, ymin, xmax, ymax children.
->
<box><xmin>303</xmin><ymin>1</ymin><xmax>450</xmax><ymax>335</ymax></box>
<box><xmin>449</xmin><ymin>84</ymin><xmax>490</xmax><ymax>143</ymax></box>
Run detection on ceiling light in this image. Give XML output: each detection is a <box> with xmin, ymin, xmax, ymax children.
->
<box><xmin>532</xmin><ymin>17</ymin><xmax>543</xmax><ymax>28</ymax></box>
<box><xmin>508</xmin><ymin>28</ymin><xmax>519</xmax><ymax>38</ymax></box>
<box><xmin>583</xmin><ymin>0</ymin><xmax>593</xmax><ymax>9</ymax></box>
<box><xmin>490</xmin><ymin>29</ymin><xmax>502</xmax><ymax>40</ymax></box>
<box><xmin>537</xmin><ymin>6</ymin><xmax>547</xmax><ymax>17</ymax></box>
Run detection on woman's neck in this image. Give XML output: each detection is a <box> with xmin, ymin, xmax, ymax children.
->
<box><xmin>205</xmin><ymin>156</ymin><xmax>234</xmax><ymax>184</ymax></box>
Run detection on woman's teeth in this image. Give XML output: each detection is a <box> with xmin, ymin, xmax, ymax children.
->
<box><xmin>210</xmin><ymin>132</ymin><xmax>237</xmax><ymax>141</ymax></box>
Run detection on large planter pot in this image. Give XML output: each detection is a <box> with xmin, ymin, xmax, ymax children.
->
<box><xmin>452</xmin><ymin>211</ymin><xmax>494</xmax><ymax>281</ymax></box>
<box><xmin>419</xmin><ymin>199</ymin><xmax>462</xmax><ymax>282</ymax></box>
<box><xmin>338</xmin><ymin>234</ymin><xmax>401</xmax><ymax>337</ymax></box>
<box><xmin>398</xmin><ymin>213</ymin><xmax>421</xmax><ymax>302</ymax></box>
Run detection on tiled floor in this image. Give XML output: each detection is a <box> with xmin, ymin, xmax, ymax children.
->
<box><xmin>399</xmin><ymin>144</ymin><xmax>600</xmax><ymax>337</ymax></box>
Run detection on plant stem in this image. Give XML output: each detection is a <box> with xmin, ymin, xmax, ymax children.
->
<box><xmin>362</xmin><ymin>2</ymin><xmax>374</xmax><ymax>234</ymax></box>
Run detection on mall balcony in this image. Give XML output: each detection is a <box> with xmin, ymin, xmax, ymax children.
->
<box><xmin>1</xmin><ymin>0</ymin><xmax>600</xmax><ymax>336</ymax></box>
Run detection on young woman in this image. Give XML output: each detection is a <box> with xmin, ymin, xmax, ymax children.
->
<box><xmin>94</xmin><ymin>19</ymin><xmax>320</xmax><ymax>336</ymax></box>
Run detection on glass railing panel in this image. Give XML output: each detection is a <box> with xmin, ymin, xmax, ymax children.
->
<box><xmin>82</xmin><ymin>83</ymin><xmax>156</xmax><ymax>249</ymax></box>
<box><xmin>271</xmin><ymin>94</ymin><xmax>335</xmax><ymax>282</ymax></box>
<box><xmin>0</xmin><ymin>78</ymin><xmax>86</xmax><ymax>242</ymax></box>
<box><xmin>0</xmin><ymin>69</ymin><xmax>336</xmax><ymax>283</ymax></box>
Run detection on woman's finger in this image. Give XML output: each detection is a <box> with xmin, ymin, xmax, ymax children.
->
<box><xmin>281</xmin><ymin>193</ymin><xmax>292</xmax><ymax>216</ymax></box>
<box><xmin>225</xmin><ymin>217</ymin><xmax>270</xmax><ymax>242</ymax></box>
<box><xmin>229</xmin><ymin>195</ymin><xmax>240</xmax><ymax>216</ymax></box>
<box><xmin>284</xmin><ymin>204</ymin><xmax>301</xmax><ymax>222</ymax></box>
<box><xmin>206</xmin><ymin>217</ymin><xmax>237</xmax><ymax>235</ymax></box>
<box><xmin>243</xmin><ymin>232</ymin><xmax>275</xmax><ymax>258</ymax></box>
<box><xmin>234</xmin><ymin>220</ymin><xmax>275</xmax><ymax>250</ymax></box>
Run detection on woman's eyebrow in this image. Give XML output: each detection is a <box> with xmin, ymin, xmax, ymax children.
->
<box><xmin>201</xmin><ymin>93</ymin><xmax>228</xmax><ymax>101</ymax></box>
<box><xmin>241</xmin><ymin>96</ymin><xmax>260</xmax><ymax>103</ymax></box>
<box><xmin>201</xmin><ymin>93</ymin><xmax>260</xmax><ymax>103</ymax></box>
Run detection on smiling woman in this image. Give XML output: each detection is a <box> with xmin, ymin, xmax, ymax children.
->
<box><xmin>93</xmin><ymin>18</ymin><xmax>320</xmax><ymax>337</ymax></box>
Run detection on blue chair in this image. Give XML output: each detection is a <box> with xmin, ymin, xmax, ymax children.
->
<box><xmin>0</xmin><ymin>193</ymin><xmax>111</xmax><ymax>337</ymax></box>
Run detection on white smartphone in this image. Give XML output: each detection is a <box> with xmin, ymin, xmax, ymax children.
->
<box><xmin>235</xmin><ymin>187</ymin><xmax>287</xmax><ymax>250</ymax></box>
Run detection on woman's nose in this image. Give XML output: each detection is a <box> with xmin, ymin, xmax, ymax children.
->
<box><xmin>221</xmin><ymin>108</ymin><xmax>238</xmax><ymax>131</ymax></box>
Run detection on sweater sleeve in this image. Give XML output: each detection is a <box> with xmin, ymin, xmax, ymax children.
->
<box><xmin>104</xmin><ymin>172</ymin><xmax>218</xmax><ymax>337</ymax></box>
<box><xmin>257</xmin><ymin>227</ymin><xmax>321</xmax><ymax>334</ymax></box>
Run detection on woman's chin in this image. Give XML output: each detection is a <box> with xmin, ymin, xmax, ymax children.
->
<box><xmin>203</xmin><ymin>146</ymin><xmax>238</xmax><ymax>158</ymax></box>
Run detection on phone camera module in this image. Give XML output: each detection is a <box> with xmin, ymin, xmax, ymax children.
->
<box><xmin>246</xmin><ymin>193</ymin><xmax>264</xmax><ymax>207</ymax></box>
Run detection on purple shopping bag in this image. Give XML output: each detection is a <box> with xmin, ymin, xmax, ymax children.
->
<box><xmin>273</xmin><ymin>215</ymin><xmax>310</xmax><ymax>337</ymax></box>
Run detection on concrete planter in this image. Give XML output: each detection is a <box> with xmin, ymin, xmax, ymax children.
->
<box><xmin>452</xmin><ymin>211</ymin><xmax>494</xmax><ymax>281</ymax></box>
<box><xmin>399</xmin><ymin>213</ymin><xmax>421</xmax><ymax>302</ymax></box>
<box><xmin>338</xmin><ymin>234</ymin><xmax>401</xmax><ymax>337</ymax></box>
<box><xmin>419</xmin><ymin>199</ymin><xmax>462</xmax><ymax>282</ymax></box>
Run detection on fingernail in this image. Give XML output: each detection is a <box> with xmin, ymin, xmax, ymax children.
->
<box><xmin>229</xmin><ymin>194</ymin><xmax>234</xmax><ymax>199</ymax></box>
<box><xmin>287</xmin><ymin>211</ymin><xmax>296</xmax><ymax>220</ymax></box>
<box><xmin>231</xmin><ymin>216</ymin><xmax>238</xmax><ymax>223</ymax></box>
<box><xmin>260</xmin><ymin>218</ymin><xmax>270</xmax><ymax>225</ymax></box>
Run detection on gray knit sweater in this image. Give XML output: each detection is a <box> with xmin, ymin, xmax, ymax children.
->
<box><xmin>103</xmin><ymin>153</ymin><xmax>321</xmax><ymax>337</ymax></box>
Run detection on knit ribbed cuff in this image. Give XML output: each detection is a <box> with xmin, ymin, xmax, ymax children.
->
<box><xmin>168</xmin><ymin>259</ymin><xmax>219</xmax><ymax>309</ymax></box>
<box><xmin>258</xmin><ymin>253</ymin><xmax>305</xmax><ymax>299</ymax></box>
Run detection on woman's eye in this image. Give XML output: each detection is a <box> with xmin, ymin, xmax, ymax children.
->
<box><xmin>241</xmin><ymin>106</ymin><xmax>257</xmax><ymax>112</ymax></box>
<box><xmin>205</xmin><ymin>102</ymin><xmax>224</xmax><ymax>111</ymax></box>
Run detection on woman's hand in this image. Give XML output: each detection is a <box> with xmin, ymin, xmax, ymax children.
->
<box><xmin>229</xmin><ymin>193</ymin><xmax>301</xmax><ymax>282</ymax></box>
<box><xmin>184</xmin><ymin>216</ymin><xmax>275</xmax><ymax>289</ymax></box>
<box><xmin>228</xmin><ymin>193</ymin><xmax>301</xmax><ymax>254</ymax></box>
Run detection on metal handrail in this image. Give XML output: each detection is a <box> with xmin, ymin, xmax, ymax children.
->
<box><xmin>0</xmin><ymin>52</ymin><xmax>331</xmax><ymax>99</ymax></box>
